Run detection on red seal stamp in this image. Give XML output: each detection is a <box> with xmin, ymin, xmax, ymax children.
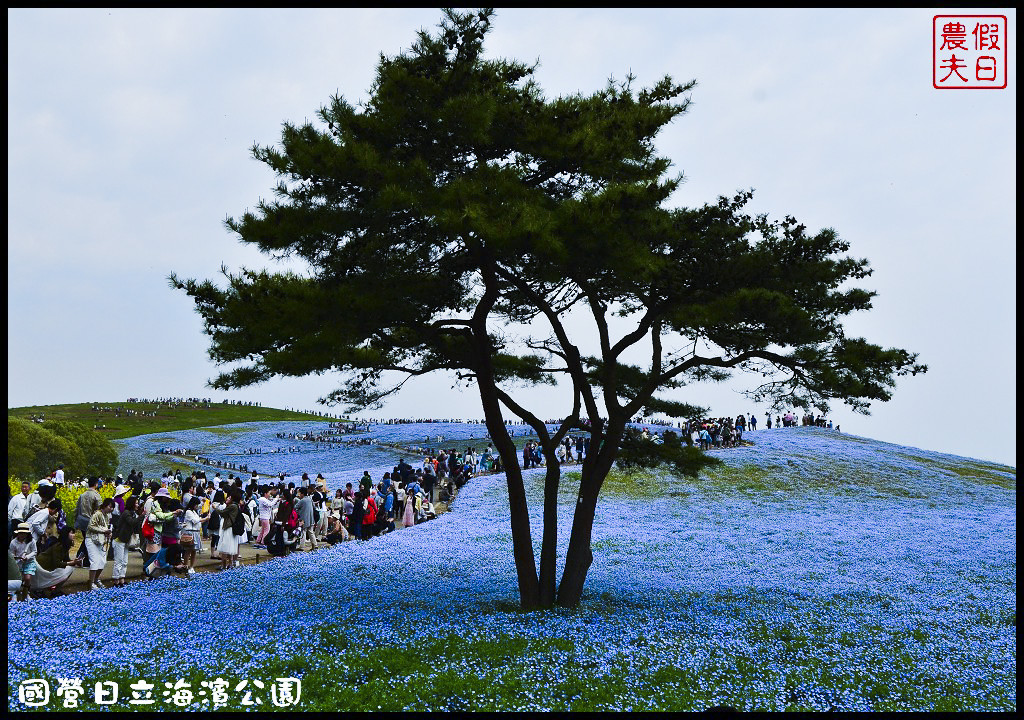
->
<box><xmin>934</xmin><ymin>15</ymin><xmax>1007</xmax><ymax>89</ymax></box>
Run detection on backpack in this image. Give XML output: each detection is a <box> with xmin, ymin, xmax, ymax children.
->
<box><xmin>286</xmin><ymin>509</ymin><xmax>299</xmax><ymax>531</ymax></box>
<box><xmin>232</xmin><ymin>507</ymin><xmax>246</xmax><ymax>536</ymax></box>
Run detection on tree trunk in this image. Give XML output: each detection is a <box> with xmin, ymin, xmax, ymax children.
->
<box><xmin>538</xmin><ymin>451</ymin><xmax>561</xmax><ymax>607</ymax></box>
<box><xmin>504</xmin><ymin>462</ymin><xmax>541</xmax><ymax>608</ymax></box>
<box><xmin>556</xmin><ymin>426</ymin><xmax>620</xmax><ymax>607</ymax></box>
<box><xmin>475</xmin><ymin>385</ymin><xmax>541</xmax><ymax>608</ymax></box>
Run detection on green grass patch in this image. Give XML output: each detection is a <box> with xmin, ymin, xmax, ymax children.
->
<box><xmin>562</xmin><ymin>468</ymin><xmax>670</xmax><ymax>500</ymax></box>
<box><xmin>8</xmin><ymin>402</ymin><xmax>337</xmax><ymax>441</ymax></box>
<box><xmin>898</xmin><ymin>453</ymin><xmax>1016</xmax><ymax>489</ymax></box>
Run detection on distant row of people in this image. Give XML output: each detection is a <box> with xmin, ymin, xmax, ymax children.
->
<box><xmin>769</xmin><ymin>412</ymin><xmax>833</xmax><ymax>429</ymax></box>
<box><xmin>125</xmin><ymin>397</ymin><xmax>214</xmax><ymax>405</ymax></box>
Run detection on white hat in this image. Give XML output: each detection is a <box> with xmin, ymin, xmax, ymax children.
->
<box><xmin>115</xmin><ymin>484</ymin><xmax>130</xmax><ymax>496</ymax></box>
<box><xmin>38</xmin><ymin>478</ymin><xmax>53</xmax><ymax>488</ymax></box>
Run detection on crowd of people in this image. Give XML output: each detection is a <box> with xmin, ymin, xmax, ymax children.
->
<box><xmin>769</xmin><ymin>412</ymin><xmax>835</xmax><ymax>429</ymax></box>
<box><xmin>8</xmin><ymin>479</ymin><xmax>80</xmax><ymax>599</ymax></box>
<box><xmin>154</xmin><ymin>450</ymin><xmax>252</xmax><ymax>475</ymax></box>
<box><xmin>521</xmin><ymin>437</ymin><xmax>590</xmax><ymax>468</ymax></box>
<box><xmin>236</xmin><ymin>446</ymin><xmax>304</xmax><ymax>455</ymax></box>
<box><xmin>681</xmin><ymin>417</ymin><xmax>752</xmax><ymax>450</ymax></box>
<box><xmin>274</xmin><ymin>427</ymin><xmax>361</xmax><ymax>444</ymax></box>
<box><xmin>6</xmin><ymin>460</ymin><xmax>458</xmax><ymax>601</ymax></box>
<box><xmin>124</xmin><ymin>397</ymin><xmax>217</xmax><ymax>406</ymax></box>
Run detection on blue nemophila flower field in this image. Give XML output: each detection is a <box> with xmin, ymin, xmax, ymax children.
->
<box><xmin>114</xmin><ymin>420</ymin><xmax>505</xmax><ymax>480</ymax></box>
<box><xmin>8</xmin><ymin>426</ymin><xmax>1015</xmax><ymax>711</ymax></box>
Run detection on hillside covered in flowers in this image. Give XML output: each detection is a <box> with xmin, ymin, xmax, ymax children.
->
<box><xmin>7</xmin><ymin>426</ymin><xmax>1015</xmax><ymax>711</ymax></box>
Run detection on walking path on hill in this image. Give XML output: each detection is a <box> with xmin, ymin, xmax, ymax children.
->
<box><xmin>42</xmin><ymin>497</ymin><xmax>452</xmax><ymax>598</ymax></box>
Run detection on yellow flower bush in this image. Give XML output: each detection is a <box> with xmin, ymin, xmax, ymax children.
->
<box><xmin>8</xmin><ymin>476</ymin><xmax>178</xmax><ymax>520</ymax></box>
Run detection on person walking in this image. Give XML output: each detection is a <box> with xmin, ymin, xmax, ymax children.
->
<box><xmin>254</xmin><ymin>487</ymin><xmax>279</xmax><ymax>548</ymax></box>
<box><xmin>360</xmin><ymin>489</ymin><xmax>378</xmax><ymax>540</ymax></box>
<box><xmin>330</xmin><ymin>489</ymin><xmax>345</xmax><ymax>529</ymax></box>
<box><xmin>86</xmin><ymin>499</ymin><xmax>115</xmax><ymax>589</ymax></box>
<box><xmin>208</xmin><ymin>490</ymin><xmax>226</xmax><ymax>558</ymax></box>
<box><xmin>294</xmin><ymin>488</ymin><xmax>318</xmax><ymax>551</ymax></box>
<box><xmin>74</xmin><ymin>478</ymin><xmax>103</xmax><ymax>562</ymax></box>
<box><xmin>349</xmin><ymin>488</ymin><xmax>363</xmax><ymax>541</ymax></box>
<box><xmin>111</xmin><ymin>480</ymin><xmax>129</xmax><ymax>524</ymax></box>
<box><xmin>216</xmin><ymin>490</ymin><xmax>241</xmax><ymax>570</ymax></box>
<box><xmin>266</xmin><ymin>494</ymin><xmax>289</xmax><ymax>558</ymax></box>
<box><xmin>313</xmin><ymin>488</ymin><xmax>329</xmax><ymax>542</ymax></box>
<box><xmin>111</xmin><ymin>497</ymin><xmax>142</xmax><ymax>587</ymax></box>
<box><xmin>402</xmin><ymin>488</ymin><xmax>415</xmax><ymax>528</ymax></box>
<box><xmin>180</xmin><ymin>497</ymin><xmax>209</xmax><ymax>575</ymax></box>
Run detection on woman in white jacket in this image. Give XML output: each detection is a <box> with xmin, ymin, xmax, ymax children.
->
<box><xmin>86</xmin><ymin>499</ymin><xmax>115</xmax><ymax>589</ymax></box>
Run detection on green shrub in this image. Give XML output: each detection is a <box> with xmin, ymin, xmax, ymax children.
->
<box><xmin>7</xmin><ymin>416</ymin><xmax>117</xmax><ymax>481</ymax></box>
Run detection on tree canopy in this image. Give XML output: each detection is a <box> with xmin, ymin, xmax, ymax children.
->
<box><xmin>172</xmin><ymin>9</ymin><xmax>925</xmax><ymax>607</ymax></box>
<box><xmin>7</xmin><ymin>417</ymin><xmax>118</xmax><ymax>481</ymax></box>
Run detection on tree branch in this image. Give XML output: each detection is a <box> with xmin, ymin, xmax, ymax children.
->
<box><xmin>494</xmin><ymin>385</ymin><xmax>551</xmax><ymax>444</ymax></box>
<box><xmin>494</xmin><ymin>267</ymin><xmax>602</xmax><ymax>425</ymax></box>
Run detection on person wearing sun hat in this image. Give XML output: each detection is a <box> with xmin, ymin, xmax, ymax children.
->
<box><xmin>8</xmin><ymin>522</ymin><xmax>37</xmax><ymax>601</ymax></box>
<box><xmin>149</xmin><ymin>488</ymin><xmax>183</xmax><ymax>547</ymax></box>
<box><xmin>112</xmin><ymin>481</ymin><xmax>130</xmax><ymax>524</ymax></box>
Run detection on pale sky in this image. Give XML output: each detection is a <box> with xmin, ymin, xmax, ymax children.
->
<box><xmin>7</xmin><ymin>9</ymin><xmax>1016</xmax><ymax>466</ymax></box>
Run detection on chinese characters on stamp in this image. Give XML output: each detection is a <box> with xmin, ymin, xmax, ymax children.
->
<box><xmin>934</xmin><ymin>15</ymin><xmax>1007</xmax><ymax>89</ymax></box>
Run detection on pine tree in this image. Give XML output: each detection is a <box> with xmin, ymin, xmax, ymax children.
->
<box><xmin>172</xmin><ymin>9</ymin><xmax>925</xmax><ymax>608</ymax></box>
